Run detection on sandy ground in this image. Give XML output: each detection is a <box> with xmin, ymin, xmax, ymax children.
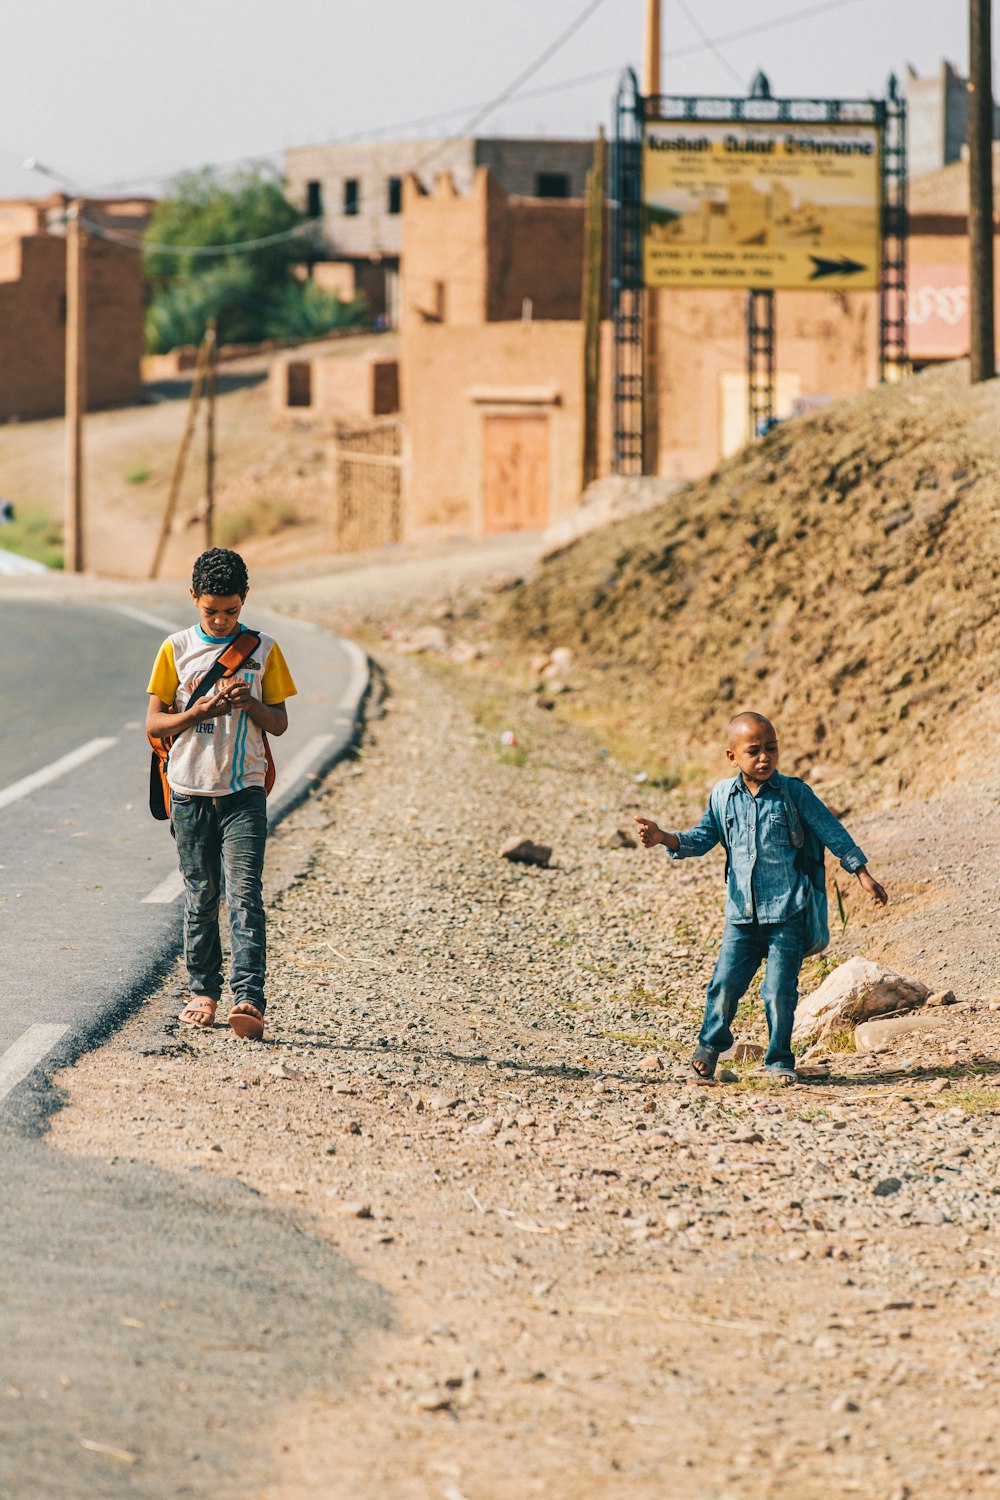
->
<box><xmin>47</xmin><ymin>637</ymin><xmax>1000</xmax><ymax>1500</ymax></box>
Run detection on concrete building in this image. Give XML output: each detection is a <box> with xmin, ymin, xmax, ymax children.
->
<box><xmin>284</xmin><ymin>135</ymin><xmax>594</xmax><ymax>324</ymax></box>
<box><xmin>0</xmin><ymin>195</ymin><xmax>147</xmax><ymax>421</ymax></box>
<box><xmin>905</xmin><ymin>59</ymin><xmax>1000</xmax><ymax>180</ymax></box>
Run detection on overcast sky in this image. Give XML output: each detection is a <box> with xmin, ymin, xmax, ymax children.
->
<box><xmin>0</xmin><ymin>0</ymin><xmax>970</xmax><ymax>200</ymax></box>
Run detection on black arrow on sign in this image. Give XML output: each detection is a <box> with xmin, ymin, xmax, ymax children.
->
<box><xmin>809</xmin><ymin>254</ymin><xmax>867</xmax><ymax>280</ymax></box>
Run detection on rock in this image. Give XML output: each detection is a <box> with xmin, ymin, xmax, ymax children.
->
<box><xmin>500</xmin><ymin>837</ymin><xmax>552</xmax><ymax>868</ymax></box>
<box><xmin>428</xmin><ymin>1094</ymin><xmax>461</xmax><ymax>1112</ymax></box>
<box><xmin>733</xmin><ymin>1129</ymin><xmax>764</xmax><ymax>1144</ymax></box>
<box><xmin>394</xmin><ymin>624</ymin><xmax>448</xmax><ymax>655</ymax></box>
<box><xmin>637</xmin><ymin>1054</ymin><xmax>664</xmax><ymax>1072</ymax></box>
<box><xmin>467</xmin><ymin>1116</ymin><xmax>501</xmax><ymax>1137</ymax></box>
<box><xmin>924</xmin><ymin>989</ymin><xmax>958</xmax><ymax>1007</ymax></box>
<box><xmin>541</xmin><ymin>646</ymin><xmax>573</xmax><ymax>680</ymax></box>
<box><xmin>911</xmin><ymin>1205</ymin><xmax>948</xmax><ymax>1227</ymax></box>
<box><xmin>853</xmin><ymin>1011</ymin><xmax>953</xmax><ymax>1053</ymax></box>
<box><xmin>333</xmin><ymin>1200</ymin><xmax>372</xmax><ymax>1218</ymax></box>
<box><xmin>792</xmin><ymin>957</ymin><xmax>930</xmax><ymax>1045</ymax></box>
<box><xmin>606</xmin><ymin>828</ymin><xmax>638</xmax><ymax>849</ymax></box>
<box><xmin>719</xmin><ymin>1068</ymin><xmax>739</xmax><ymax>1083</ymax></box>
<box><xmin>413</xmin><ymin>1388</ymin><xmax>452</xmax><ymax>1413</ymax></box>
<box><xmin>926</xmin><ymin>1078</ymin><xmax>952</xmax><ymax>1094</ymax></box>
<box><xmin>872</xmin><ymin>1177</ymin><xmax>902</xmax><ymax>1197</ymax></box>
<box><xmin>732</xmin><ymin>1042</ymin><xmax>765</xmax><ymax>1064</ymax></box>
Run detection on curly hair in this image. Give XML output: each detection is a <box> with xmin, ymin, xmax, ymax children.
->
<box><xmin>191</xmin><ymin>548</ymin><xmax>249</xmax><ymax>598</ymax></box>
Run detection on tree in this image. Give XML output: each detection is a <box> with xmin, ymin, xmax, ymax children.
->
<box><xmin>143</xmin><ymin>165</ymin><xmax>365</xmax><ymax>352</ymax></box>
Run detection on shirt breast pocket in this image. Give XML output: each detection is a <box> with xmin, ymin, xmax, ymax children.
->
<box><xmin>769</xmin><ymin>805</ymin><xmax>793</xmax><ymax>848</ymax></box>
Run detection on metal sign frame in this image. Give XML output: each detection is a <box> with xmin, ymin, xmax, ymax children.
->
<box><xmin>610</xmin><ymin>73</ymin><xmax>908</xmax><ymax>474</ymax></box>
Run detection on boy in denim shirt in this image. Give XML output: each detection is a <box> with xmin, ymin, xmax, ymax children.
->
<box><xmin>635</xmin><ymin>711</ymin><xmax>888</xmax><ymax>1082</ymax></box>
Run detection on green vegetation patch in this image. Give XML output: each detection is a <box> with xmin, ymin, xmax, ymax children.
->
<box><xmin>0</xmin><ymin>505</ymin><xmax>63</xmax><ymax>569</ymax></box>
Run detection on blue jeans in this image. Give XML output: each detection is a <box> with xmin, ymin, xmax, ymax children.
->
<box><xmin>699</xmin><ymin>912</ymin><xmax>805</xmax><ymax>1071</ymax></box>
<box><xmin>170</xmin><ymin>787</ymin><xmax>268</xmax><ymax>1012</ymax></box>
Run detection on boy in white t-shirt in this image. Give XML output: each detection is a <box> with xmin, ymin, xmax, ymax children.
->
<box><xmin>146</xmin><ymin>549</ymin><xmax>296</xmax><ymax>1040</ymax></box>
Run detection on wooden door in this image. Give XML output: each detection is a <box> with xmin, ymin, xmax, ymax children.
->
<box><xmin>482</xmin><ymin>413</ymin><xmax>550</xmax><ymax>534</ymax></box>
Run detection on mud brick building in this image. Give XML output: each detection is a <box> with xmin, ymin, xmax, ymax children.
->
<box><xmin>284</xmin><ymin>136</ymin><xmax>594</xmax><ymax>325</ymax></box>
<box><xmin>0</xmin><ymin>196</ymin><xmax>147</xmax><ymax>421</ymax></box>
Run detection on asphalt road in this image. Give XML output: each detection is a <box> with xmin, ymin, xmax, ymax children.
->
<box><xmin>0</xmin><ymin>595</ymin><xmax>367</xmax><ymax>1107</ymax></box>
<box><xmin>0</xmin><ymin>592</ymin><xmax>382</xmax><ymax>1500</ymax></box>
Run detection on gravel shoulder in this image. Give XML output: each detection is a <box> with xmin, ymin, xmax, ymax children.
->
<box><xmin>48</xmin><ymin>652</ymin><xmax>1000</xmax><ymax>1500</ymax></box>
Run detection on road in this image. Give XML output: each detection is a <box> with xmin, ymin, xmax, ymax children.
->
<box><xmin>0</xmin><ymin>595</ymin><xmax>367</xmax><ymax>1116</ymax></box>
<box><xmin>0</xmin><ymin>592</ymin><xmax>382</xmax><ymax>1500</ymax></box>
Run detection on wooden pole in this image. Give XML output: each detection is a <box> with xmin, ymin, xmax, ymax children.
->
<box><xmin>581</xmin><ymin>129</ymin><xmax>605</xmax><ymax>491</ymax></box>
<box><xmin>149</xmin><ymin>328</ymin><xmax>213</xmax><ymax>579</ymax></box>
<box><xmin>64</xmin><ymin>203</ymin><xmax>86</xmax><ymax>573</ymax></box>
<box><xmin>204</xmin><ymin>318</ymin><xmax>218</xmax><ymax>548</ymax></box>
<box><xmin>642</xmin><ymin>0</ymin><xmax>661</xmax><ymax>474</ymax></box>
<box><xmin>969</xmin><ymin>0</ymin><xmax>996</xmax><ymax>383</ymax></box>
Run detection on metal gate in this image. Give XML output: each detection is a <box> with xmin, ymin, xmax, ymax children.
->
<box><xmin>330</xmin><ymin>420</ymin><xmax>405</xmax><ymax>553</ymax></box>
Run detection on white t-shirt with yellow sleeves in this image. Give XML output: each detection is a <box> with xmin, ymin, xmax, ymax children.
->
<box><xmin>147</xmin><ymin>623</ymin><xmax>297</xmax><ymax>797</ymax></box>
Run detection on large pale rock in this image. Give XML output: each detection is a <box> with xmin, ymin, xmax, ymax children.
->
<box><xmin>853</xmin><ymin>1011</ymin><xmax>954</xmax><ymax>1053</ymax></box>
<box><xmin>792</xmin><ymin>957</ymin><xmax>930</xmax><ymax>1044</ymax></box>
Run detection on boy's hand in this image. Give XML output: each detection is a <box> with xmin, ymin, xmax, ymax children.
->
<box><xmin>221</xmin><ymin>678</ymin><xmax>253</xmax><ymax>707</ymax></box>
<box><xmin>635</xmin><ymin>816</ymin><xmax>666</xmax><ymax>849</ymax></box>
<box><xmin>857</xmin><ymin>869</ymin><xmax>889</xmax><ymax>908</ymax></box>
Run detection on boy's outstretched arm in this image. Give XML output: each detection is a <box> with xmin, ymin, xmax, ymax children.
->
<box><xmin>635</xmin><ymin>803</ymin><xmax>720</xmax><ymax>858</ymax></box>
<box><xmin>635</xmin><ymin>817</ymin><xmax>680</xmax><ymax>852</ymax></box>
<box><xmin>794</xmin><ymin>780</ymin><xmax>889</xmax><ymax>908</ymax></box>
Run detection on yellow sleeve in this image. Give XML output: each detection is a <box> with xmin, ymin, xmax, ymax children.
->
<box><xmin>146</xmin><ymin>640</ymin><xmax>179</xmax><ymax>704</ymax></box>
<box><xmin>261</xmin><ymin>640</ymin><xmax>297</xmax><ymax>705</ymax></box>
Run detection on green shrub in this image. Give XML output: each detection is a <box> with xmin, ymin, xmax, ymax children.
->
<box><xmin>0</xmin><ymin>505</ymin><xmax>63</xmax><ymax>568</ymax></box>
<box><xmin>216</xmin><ymin>496</ymin><xmax>298</xmax><ymax>547</ymax></box>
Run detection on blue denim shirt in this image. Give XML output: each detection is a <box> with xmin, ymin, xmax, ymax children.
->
<box><xmin>669</xmin><ymin>771</ymin><xmax>867</xmax><ymax>925</ymax></box>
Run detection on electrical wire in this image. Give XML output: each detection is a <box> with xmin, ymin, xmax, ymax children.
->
<box><xmin>80</xmin><ymin>214</ymin><xmax>324</xmax><ymax>256</ymax></box>
<box><xmin>67</xmin><ymin>0</ymin><xmax>870</xmax><ymax>199</ymax></box>
<box><xmin>408</xmin><ymin>0</ymin><xmax>610</xmax><ymax>177</ymax></box>
<box><xmin>672</xmin><ymin>0</ymin><xmax>747</xmax><ymax>91</ymax></box>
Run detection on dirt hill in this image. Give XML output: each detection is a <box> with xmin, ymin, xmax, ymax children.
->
<box><xmin>495</xmin><ymin>361</ymin><xmax>1000</xmax><ymax>804</ymax></box>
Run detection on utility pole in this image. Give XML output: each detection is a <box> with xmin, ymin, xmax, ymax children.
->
<box><xmin>204</xmin><ymin>318</ymin><xmax>218</xmax><ymax>548</ymax></box>
<box><xmin>969</xmin><ymin>0</ymin><xmax>996</xmax><ymax>383</ymax></box>
<box><xmin>581</xmin><ymin>129</ymin><xmax>605</xmax><ymax>490</ymax></box>
<box><xmin>65</xmin><ymin>201</ymin><xmax>86</xmax><ymax>572</ymax></box>
<box><xmin>642</xmin><ymin>0</ymin><xmax>661</xmax><ymax>473</ymax></box>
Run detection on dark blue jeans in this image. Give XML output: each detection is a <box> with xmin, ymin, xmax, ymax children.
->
<box><xmin>699</xmin><ymin>912</ymin><xmax>805</xmax><ymax>1071</ymax></box>
<box><xmin>170</xmin><ymin>787</ymin><xmax>268</xmax><ymax>1012</ymax></box>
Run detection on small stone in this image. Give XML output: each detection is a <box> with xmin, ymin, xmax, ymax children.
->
<box><xmin>269</xmin><ymin>1062</ymin><xmax>302</xmax><ymax>1081</ymax></box>
<box><xmin>606</xmin><ymin>828</ymin><xmax>638</xmax><ymax>849</ymax></box>
<box><xmin>428</xmin><ymin>1094</ymin><xmax>461</xmax><ymax>1112</ymax></box>
<box><xmin>335</xmin><ymin>1201</ymin><xmax>372</xmax><ymax>1219</ymax></box>
<box><xmin>911</xmin><ymin>1205</ymin><xmax>948</xmax><ymax>1226</ymax></box>
<box><xmin>731</xmin><ymin>1042</ymin><xmax>765</xmax><ymax>1064</ymax></box>
<box><xmin>637</xmin><ymin>1054</ymin><xmax>664</xmax><ymax>1072</ymax></box>
<box><xmin>209</xmin><ymin>1143</ymin><xmax>223</xmax><ymax>1153</ymax></box>
<box><xmin>413</xmin><ymin>1388</ymin><xmax>452</xmax><ymax>1412</ymax></box>
<box><xmin>345</xmin><ymin>1120</ymin><xmax>362</xmax><ymax>1135</ymax></box>
<box><xmin>515</xmin><ymin>1112</ymin><xmax>537</xmax><ymax>1128</ymax></box>
<box><xmin>924</xmin><ymin>990</ymin><xmax>958</xmax><ymax>1007</ymax></box>
<box><xmin>719</xmin><ymin>1068</ymin><xmax>739</xmax><ymax>1083</ymax></box>
<box><xmin>829</xmin><ymin>1395</ymin><xmax>860</xmax><ymax>1415</ymax></box>
<box><xmin>500</xmin><ymin>837</ymin><xmax>552</xmax><ymax>868</ymax></box>
<box><xmin>468</xmin><ymin>1116</ymin><xmax>501</xmax><ymax>1137</ymax></box>
<box><xmin>733</xmin><ymin>1129</ymin><xmax>764</xmax><ymax>1144</ymax></box>
<box><xmin>872</xmin><ymin>1177</ymin><xmax>902</xmax><ymax>1197</ymax></box>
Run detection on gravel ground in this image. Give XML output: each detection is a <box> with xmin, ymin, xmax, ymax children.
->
<box><xmin>50</xmin><ymin>656</ymin><xmax>1000</xmax><ymax>1500</ymax></box>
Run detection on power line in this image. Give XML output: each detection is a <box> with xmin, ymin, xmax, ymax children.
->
<box><xmin>73</xmin><ymin>0</ymin><xmax>870</xmax><ymax>198</ymax></box>
<box><xmin>81</xmin><ymin>214</ymin><xmax>324</xmax><ymax>256</ymax></box>
<box><xmin>409</xmin><ymin>0</ymin><xmax>610</xmax><ymax>176</ymax></box>
<box><xmin>672</xmin><ymin>0</ymin><xmax>747</xmax><ymax>91</ymax></box>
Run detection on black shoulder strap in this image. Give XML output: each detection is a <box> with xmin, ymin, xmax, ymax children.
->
<box><xmin>185</xmin><ymin>630</ymin><xmax>261</xmax><ymax>711</ymax></box>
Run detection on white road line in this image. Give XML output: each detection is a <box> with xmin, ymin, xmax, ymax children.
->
<box><xmin>111</xmin><ymin>604</ymin><xmax>181</xmax><ymax>632</ymax></box>
<box><xmin>271</xmin><ymin>734</ymin><xmax>336</xmax><ymax>801</ymax></box>
<box><xmin>334</xmin><ymin>640</ymin><xmax>370</xmax><ymax>712</ymax></box>
<box><xmin>142</xmin><ymin>870</ymin><xmax>185</xmax><ymax>905</ymax></box>
<box><xmin>0</xmin><ymin>1024</ymin><xmax>70</xmax><ymax>1104</ymax></box>
<box><xmin>0</xmin><ymin>738</ymin><xmax>118</xmax><ymax>812</ymax></box>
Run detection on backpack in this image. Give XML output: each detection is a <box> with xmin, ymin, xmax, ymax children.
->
<box><xmin>708</xmin><ymin>774</ymin><xmax>829</xmax><ymax>956</ymax></box>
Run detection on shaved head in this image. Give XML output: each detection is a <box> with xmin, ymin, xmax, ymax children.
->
<box><xmin>727</xmin><ymin>711</ymin><xmax>776</xmax><ymax>749</ymax></box>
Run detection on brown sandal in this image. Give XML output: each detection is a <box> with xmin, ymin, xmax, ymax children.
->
<box><xmin>228</xmin><ymin>1003</ymin><xmax>265</xmax><ymax>1041</ymax></box>
<box><xmin>178</xmin><ymin>997</ymin><xmax>217</xmax><ymax>1029</ymax></box>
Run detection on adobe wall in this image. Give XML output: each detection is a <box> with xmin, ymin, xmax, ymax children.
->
<box><xmin>401</xmin><ymin>172</ymin><xmax>488</xmax><ymax>329</ymax></box>
<box><xmin>269</xmin><ymin>350</ymin><xmax>400</xmax><ymax>424</ymax></box>
<box><xmin>0</xmin><ymin>231</ymin><xmax>143</xmax><ymax>421</ymax></box>
<box><xmin>654</xmin><ymin>288</ymin><xmax>877</xmax><ymax>479</ymax></box>
<box><xmin>483</xmin><ymin>176</ymin><xmax>585</xmax><ymax>322</ymax></box>
<box><xmin>402</xmin><ymin>319</ymin><xmax>610</xmax><ymax>534</ymax></box>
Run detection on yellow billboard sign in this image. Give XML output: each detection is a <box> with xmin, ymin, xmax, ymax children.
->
<box><xmin>643</xmin><ymin>120</ymin><xmax>881</xmax><ymax>291</ymax></box>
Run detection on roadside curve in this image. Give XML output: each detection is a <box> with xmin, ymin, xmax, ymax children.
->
<box><xmin>0</xmin><ymin>593</ymin><xmax>369</xmax><ymax>1125</ymax></box>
